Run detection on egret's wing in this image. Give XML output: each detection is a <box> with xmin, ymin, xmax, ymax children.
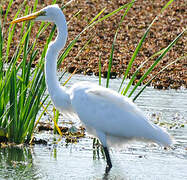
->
<box><xmin>71</xmin><ymin>83</ymin><xmax>172</xmax><ymax>146</ymax></box>
<box><xmin>73</xmin><ymin>86</ymin><xmax>152</xmax><ymax>137</ymax></box>
<box><xmin>86</xmin><ymin>88</ymin><xmax>143</xmax><ymax>117</ymax></box>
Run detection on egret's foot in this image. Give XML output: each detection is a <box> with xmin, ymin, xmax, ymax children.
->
<box><xmin>103</xmin><ymin>146</ymin><xmax>112</xmax><ymax>174</ymax></box>
<box><xmin>105</xmin><ymin>164</ymin><xmax>112</xmax><ymax>174</ymax></box>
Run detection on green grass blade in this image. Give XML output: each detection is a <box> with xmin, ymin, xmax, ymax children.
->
<box><xmin>119</xmin><ymin>16</ymin><xmax>158</xmax><ymax>94</ymax></box>
<box><xmin>118</xmin><ymin>0</ymin><xmax>135</xmax><ymax>28</ymax></box>
<box><xmin>53</xmin><ymin>109</ymin><xmax>59</xmax><ymax>134</ymax></box>
<box><xmin>61</xmin><ymin>0</ymin><xmax>74</xmax><ymax>9</ymax></box>
<box><xmin>33</xmin><ymin>0</ymin><xmax>39</xmax><ymax>12</ymax></box>
<box><xmin>95</xmin><ymin>2</ymin><xmax>134</xmax><ymax>24</ymax></box>
<box><xmin>0</xmin><ymin>18</ymin><xmax>3</xmax><ymax>72</ymax></box>
<box><xmin>19</xmin><ymin>5</ymin><xmax>29</xmax><ymax>38</ymax></box>
<box><xmin>161</xmin><ymin>0</ymin><xmax>175</xmax><ymax>13</ymax></box>
<box><xmin>3</xmin><ymin>0</ymin><xmax>13</xmax><ymax>23</ymax></box>
<box><xmin>106</xmin><ymin>32</ymin><xmax>117</xmax><ymax>88</ymax></box>
<box><xmin>58</xmin><ymin>35</ymin><xmax>80</xmax><ymax>67</ymax></box>
<box><xmin>121</xmin><ymin>48</ymin><xmax>167</xmax><ymax>96</ymax></box>
<box><xmin>75</xmin><ymin>36</ymin><xmax>93</xmax><ymax>59</ymax></box>
<box><xmin>6</xmin><ymin>13</ymin><xmax>23</xmax><ymax>62</ymax></box>
<box><xmin>133</xmin><ymin>54</ymin><xmax>187</xmax><ymax>102</ymax></box>
<box><xmin>106</xmin><ymin>0</ymin><xmax>135</xmax><ymax>88</ymax></box>
<box><xmin>89</xmin><ymin>7</ymin><xmax>106</xmax><ymax>25</ymax></box>
<box><xmin>9</xmin><ymin>68</ymin><xmax>18</xmax><ymax>142</ymax></box>
<box><xmin>40</xmin><ymin>24</ymin><xmax>56</xmax><ymax>63</ymax></box>
<box><xmin>128</xmin><ymin>28</ymin><xmax>186</xmax><ymax>98</ymax></box>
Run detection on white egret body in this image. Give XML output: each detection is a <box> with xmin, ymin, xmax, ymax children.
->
<box><xmin>11</xmin><ymin>5</ymin><xmax>172</xmax><ymax>173</ymax></box>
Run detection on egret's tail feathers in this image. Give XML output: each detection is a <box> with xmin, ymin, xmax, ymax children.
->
<box><xmin>152</xmin><ymin>124</ymin><xmax>173</xmax><ymax>147</ymax></box>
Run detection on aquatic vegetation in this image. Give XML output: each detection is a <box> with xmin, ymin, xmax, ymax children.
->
<box><xmin>37</xmin><ymin>122</ymin><xmax>85</xmax><ymax>144</ymax></box>
<box><xmin>0</xmin><ymin>2</ymin><xmax>48</xmax><ymax>144</ymax></box>
<box><xmin>152</xmin><ymin>113</ymin><xmax>186</xmax><ymax>129</ymax></box>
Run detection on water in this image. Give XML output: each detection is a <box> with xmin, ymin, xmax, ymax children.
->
<box><xmin>0</xmin><ymin>74</ymin><xmax>187</xmax><ymax>180</ymax></box>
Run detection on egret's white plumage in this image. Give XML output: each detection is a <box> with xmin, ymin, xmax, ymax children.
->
<box><xmin>70</xmin><ymin>81</ymin><xmax>172</xmax><ymax>147</ymax></box>
<box><xmin>11</xmin><ymin>4</ymin><xmax>172</xmax><ymax>172</ymax></box>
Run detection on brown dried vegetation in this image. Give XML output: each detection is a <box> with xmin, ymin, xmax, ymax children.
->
<box><xmin>2</xmin><ymin>0</ymin><xmax>187</xmax><ymax>89</ymax></box>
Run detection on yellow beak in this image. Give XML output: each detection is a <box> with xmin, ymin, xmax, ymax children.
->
<box><xmin>10</xmin><ymin>11</ymin><xmax>45</xmax><ymax>24</ymax></box>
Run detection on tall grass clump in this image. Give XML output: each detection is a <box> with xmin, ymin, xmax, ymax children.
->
<box><xmin>0</xmin><ymin>0</ymin><xmax>66</xmax><ymax>143</ymax></box>
<box><xmin>0</xmin><ymin>1</ymin><xmax>49</xmax><ymax>144</ymax></box>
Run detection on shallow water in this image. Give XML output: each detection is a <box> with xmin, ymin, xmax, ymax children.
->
<box><xmin>0</xmin><ymin>74</ymin><xmax>187</xmax><ymax>180</ymax></box>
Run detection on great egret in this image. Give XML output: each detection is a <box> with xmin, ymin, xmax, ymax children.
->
<box><xmin>11</xmin><ymin>5</ymin><xmax>172</xmax><ymax>173</ymax></box>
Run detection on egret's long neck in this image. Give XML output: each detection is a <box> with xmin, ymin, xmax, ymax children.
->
<box><xmin>45</xmin><ymin>13</ymin><xmax>71</xmax><ymax>111</ymax></box>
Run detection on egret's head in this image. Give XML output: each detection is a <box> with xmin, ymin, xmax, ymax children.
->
<box><xmin>11</xmin><ymin>4</ymin><xmax>62</xmax><ymax>24</ymax></box>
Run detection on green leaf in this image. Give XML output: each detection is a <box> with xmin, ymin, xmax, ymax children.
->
<box><xmin>106</xmin><ymin>0</ymin><xmax>135</xmax><ymax>88</ymax></box>
<box><xmin>161</xmin><ymin>0</ymin><xmax>175</xmax><ymax>13</ymax></box>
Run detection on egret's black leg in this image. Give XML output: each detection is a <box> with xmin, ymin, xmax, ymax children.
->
<box><xmin>103</xmin><ymin>146</ymin><xmax>112</xmax><ymax>173</ymax></box>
